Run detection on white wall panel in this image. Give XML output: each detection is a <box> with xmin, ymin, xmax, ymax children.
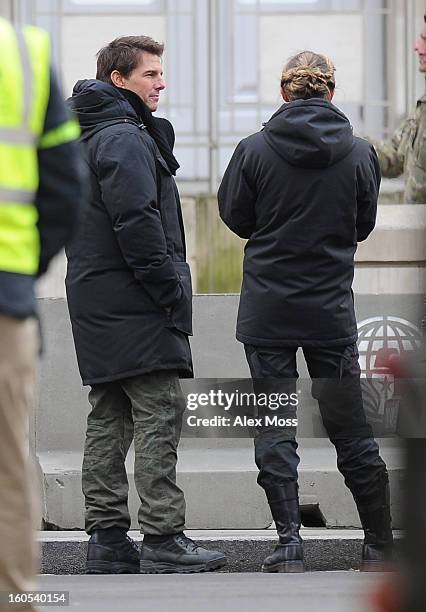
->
<box><xmin>61</xmin><ymin>14</ymin><xmax>165</xmax><ymax>95</ymax></box>
<box><xmin>260</xmin><ymin>14</ymin><xmax>363</xmax><ymax>104</ymax></box>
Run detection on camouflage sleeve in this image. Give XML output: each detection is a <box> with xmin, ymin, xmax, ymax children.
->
<box><xmin>368</xmin><ymin>114</ymin><xmax>414</xmax><ymax>178</ymax></box>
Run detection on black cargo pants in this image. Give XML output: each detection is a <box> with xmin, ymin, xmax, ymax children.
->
<box><xmin>244</xmin><ymin>344</ymin><xmax>388</xmax><ymax>501</ymax></box>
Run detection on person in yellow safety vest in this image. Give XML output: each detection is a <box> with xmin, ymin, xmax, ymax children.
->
<box><xmin>0</xmin><ymin>17</ymin><xmax>82</xmax><ymax>611</ymax></box>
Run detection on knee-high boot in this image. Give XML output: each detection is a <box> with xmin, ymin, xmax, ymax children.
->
<box><xmin>355</xmin><ymin>474</ymin><xmax>394</xmax><ymax>572</ymax></box>
<box><xmin>262</xmin><ymin>481</ymin><xmax>304</xmax><ymax>573</ymax></box>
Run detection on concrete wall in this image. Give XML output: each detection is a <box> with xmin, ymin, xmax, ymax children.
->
<box><xmin>36</xmin><ymin>293</ymin><xmax>413</xmax><ymax>531</ymax></box>
<box><xmin>36</xmin><ymin>195</ymin><xmax>411</xmax><ymax>298</ymax></box>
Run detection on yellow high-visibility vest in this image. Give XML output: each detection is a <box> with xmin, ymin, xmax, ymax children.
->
<box><xmin>0</xmin><ymin>18</ymin><xmax>79</xmax><ymax>275</ymax></box>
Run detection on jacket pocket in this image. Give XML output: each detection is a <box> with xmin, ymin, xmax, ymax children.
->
<box><xmin>339</xmin><ymin>343</ymin><xmax>361</xmax><ymax>378</ymax></box>
<box><xmin>166</xmin><ymin>261</ymin><xmax>193</xmax><ymax>336</ymax></box>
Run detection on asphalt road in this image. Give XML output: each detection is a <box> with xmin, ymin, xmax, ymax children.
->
<box><xmin>35</xmin><ymin>572</ymin><xmax>382</xmax><ymax>612</ymax></box>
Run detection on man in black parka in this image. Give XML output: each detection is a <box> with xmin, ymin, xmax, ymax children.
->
<box><xmin>218</xmin><ymin>51</ymin><xmax>393</xmax><ymax>573</ymax></box>
<box><xmin>67</xmin><ymin>35</ymin><xmax>225</xmax><ymax>574</ymax></box>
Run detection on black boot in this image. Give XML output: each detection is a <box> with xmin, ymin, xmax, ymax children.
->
<box><xmin>86</xmin><ymin>527</ymin><xmax>140</xmax><ymax>574</ymax></box>
<box><xmin>262</xmin><ymin>481</ymin><xmax>304</xmax><ymax>573</ymax></box>
<box><xmin>140</xmin><ymin>533</ymin><xmax>227</xmax><ymax>574</ymax></box>
<box><xmin>356</xmin><ymin>476</ymin><xmax>394</xmax><ymax>572</ymax></box>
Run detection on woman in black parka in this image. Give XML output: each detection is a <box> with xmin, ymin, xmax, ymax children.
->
<box><xmin>218</xmin><ymin>51</ymin><xmax>393</xmax><ymax>573</ymax></box>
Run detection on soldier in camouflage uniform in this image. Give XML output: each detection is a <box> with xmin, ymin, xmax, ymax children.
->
<box><xmin>371</xmin><ymin>14</ymin><xmax>426</xmax><ymax>204</ymax></box>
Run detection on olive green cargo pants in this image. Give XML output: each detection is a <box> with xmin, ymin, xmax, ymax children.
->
<box><xmin>82</xmin><ymin>371</ymin><xmax>186</xmax><ymax>535</ymax></box>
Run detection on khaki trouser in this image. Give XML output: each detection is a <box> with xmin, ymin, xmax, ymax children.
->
<box><xmin>0</xmin><ymin>316</ymin><xmax>39</xmax><ymax>612</ymax></box>
<box><xmin>83</xmin><ymin>371</ymin><xmax>186</xmax><ymax>535</ymax></box>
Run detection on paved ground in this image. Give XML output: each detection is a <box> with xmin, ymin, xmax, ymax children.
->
<box><xmin>35</xmin><ymin>572</ymin><xmax>382</xmax><ymax>612</ymax></box>
<box><xmin>39</xmin><ymin>529</ymin><xmax>401</xmax><ymax>574</ymax></box>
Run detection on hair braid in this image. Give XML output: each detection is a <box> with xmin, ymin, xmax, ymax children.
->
<box><xmin>281</xmin><ymin>51</ymin><xmax>336</xmax><ymax>101</ymax></box>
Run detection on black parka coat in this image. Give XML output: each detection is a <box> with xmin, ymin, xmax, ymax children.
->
<box><xmin>218</xmin><ymin>98</ymin><xmax>380</xmax><ymax>347</ymax></box>
<box><xmin>66</xmin><ymin>80</ymin><xmax>192</xmax><ymax>385</ymax></box>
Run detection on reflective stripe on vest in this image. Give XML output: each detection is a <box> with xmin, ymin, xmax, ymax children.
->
<box><xmin>0</xmin><ymin>19</ymin><xmax>49</xmax><ymax>274</ymax></box>
<box><xmin>39</xmin><ymin>119</ymin><xmax>81</xmax><ymax>149</ymax></box>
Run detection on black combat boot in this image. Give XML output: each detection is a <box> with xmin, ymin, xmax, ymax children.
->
<box><xmin>86</xmin><ymin>527</ymin><xmax>140</xmax><ymax>574</ymax></box>
<box><xmin>356</xmin><ymin>475</ymin><xmax>394</xmax><ymax>572</ymax></box>
<box><xmin>262</xmin><ymin>481</ymin><xmax>304</xmax><ymax>573</ymax></box>
<box><xmin>140</xmin><ymin>533</ymin><xmax>227</xmax><ymax>574</ymax></box>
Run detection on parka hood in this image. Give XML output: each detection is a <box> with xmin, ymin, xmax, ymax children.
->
<box><xmin>262</xmin><ymin>98</ymin><xmax>354</xmax><ymax>169</ymax></box>
<box><xmin>68</xmin><ymin>79</ymin><xmax>140</xmax><ymax>141</ymax></box>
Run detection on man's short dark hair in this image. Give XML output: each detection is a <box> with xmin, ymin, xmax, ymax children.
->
<box><xmin>96</xmin><ymin>36</ymin><xmax>164</xmax><ymax>84</ymax></box>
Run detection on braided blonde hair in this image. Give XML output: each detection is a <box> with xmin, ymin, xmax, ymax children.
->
<box><xmin>281</xmin><ymin>51</ymin><xmax>336</xmax><ymax>101</ymax></box>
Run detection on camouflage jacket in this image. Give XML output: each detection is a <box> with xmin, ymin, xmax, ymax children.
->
<box><xmin>371</xmin><ymin>87</ymin><xmax>426</xmax><ymax>204</ymax></box>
